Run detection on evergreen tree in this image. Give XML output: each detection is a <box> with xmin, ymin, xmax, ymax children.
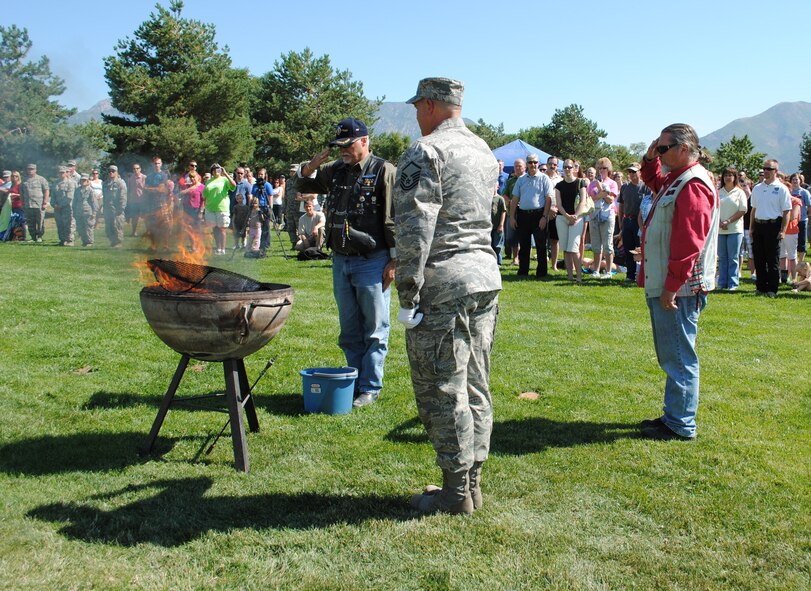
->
<box><xmin>799</xmin><ymin>131</ymin><xmax>811</xmax><ymax>181</ymax></box>
<box><xmin>250</xmin><ymin>48</ymin><xmax>380</xmax><ymax>173</ymax></box>
<box><xmin>466</xmin><ymin>119</ymin><xmax>515</xmax><ymax>149</ymax></box>
<box><xmin>0</xmin><ymin>25</ymin><xmax>98</xmax><ymax>172</ymax></box>
<box><xmin>523</xmin><ymin>104</ymin><xmax>606</xmax><ymax>164</ymax></box>
<box><xmin>710</xmin><ymin>135</ymin><xmax>765</xmax><ymax>181</ymax></box>
<box><xmin>103</xmin><ymin>1</ymin><xmax>253</xmax><ymax>170</ymax></box>
<box><xmin>370</xmin><ymin>131</ymin><xmax>412</xmax><ymax>165</ymax></box>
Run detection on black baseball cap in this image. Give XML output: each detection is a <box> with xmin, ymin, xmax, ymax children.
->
<box><xmin>329</xmin><ymin>118</ymin><xmax>368</xmax><ymax>147</ymax></box>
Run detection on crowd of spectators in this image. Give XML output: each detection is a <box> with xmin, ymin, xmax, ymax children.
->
<box><xmin>497</xmin><ymin>153</ymin><xmax>811</xmax><ymax>294</ymax></box>
<box><xmin>1</xmin><ymin>152</ymin><xmax>809</xmax><ymax>295</ymax></box>
<box><xmin>0</xmin><ymin>157</ymin><xmax>324</xmax><ymax>259</ymax></box>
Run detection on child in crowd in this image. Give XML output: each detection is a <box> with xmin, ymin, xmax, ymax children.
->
<box><xmin>231</xmin><ymin>193</ymin><xmax>249</xmax><ymax>249</ymax></box>
<box><xmin>246</xmin><ymin>196</ymin><xmax>264</xmax><ymax>257</ymax></box>
<box><xmin>792</xmin><ymin>261</ymin><xmax>810</xmax><ymax>292</ymax></box>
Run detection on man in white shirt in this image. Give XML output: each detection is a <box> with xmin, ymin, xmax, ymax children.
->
<box><xmin>509</xmin><ymin>154</ymin><xmax>554</xmax><ymax>277</ymax></box>
<box><xmin>750</xmin><ymin>158</ymin><xmax>791</xmax><ymax>296</ymax></box>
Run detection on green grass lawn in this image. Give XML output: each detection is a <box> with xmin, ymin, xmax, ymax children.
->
<box><xmin>0</xmin><ymin>221</ymin><xmax>808</xmax><ymax>590</ymax></box>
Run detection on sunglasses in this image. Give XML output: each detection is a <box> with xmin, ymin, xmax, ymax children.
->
<box><xmin>762</xmin><ymin>166</ymin><xmax>776</xmax><ymax>171</ymax></box>
<box><xmin>563</xmin><ymin>165</ymin><xmax>574</xmax><ymax>170</ymax></box>
<box><xmin>656</xmin><ymin>143</ymin><xmax>679</xmax><ymax>154</ymax></box>
<box><xmin>527</xmin><ymin>161</ymin><xmax>539</xmax><ymax>164</ymax></box>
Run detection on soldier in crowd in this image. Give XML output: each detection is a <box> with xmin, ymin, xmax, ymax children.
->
<box><xmin>20</xmin><ymin>163</ymin><xmax>49</xmax><ymax>242</ymax></box>
<box><xmin>103</xmin><ymin>165</ymin><xmax>127</xmax><ymax>247</ymax></box>
<box><xmin>126</xmin><ymin>163</ymin><xmax>146</xmax><ymax>236</ymax></box>
<box><xmin>394</xmin><ymin>77</ymin><xmax>501</xmax><ymax>515</ymax></box>
<box><xmin>143</xmin><ymin>156</ymin><xmax>170</xmax><ymax>248</ymax></box>
<box><xmin>52</xmin><ymin>166</ymin><xmax>76</xmax><ymax>246</ymax></box>
<box><xmin>73</xmin><ymin>174</ymin><xmax>97</xmax><ymax>246</ymax></box>
<box><xmin>296</xmin><ymin>118</ymin><xmax>397</xmax><ymax>408</ymax></box>
<box><xmin>284</xmin><ymin>163</ymin><xmax>300</xmax><ymax>246</ymax></box>
<box><xmin>66</xmin><ymin>159</ymin><xmax>81</xmax><ymax>184</ymax></box>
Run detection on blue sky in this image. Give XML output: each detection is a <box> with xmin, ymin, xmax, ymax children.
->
<box><xmin>12</xmin><ymin>0</ymin><xmax>811</xmax><ymax>146</ymax></box>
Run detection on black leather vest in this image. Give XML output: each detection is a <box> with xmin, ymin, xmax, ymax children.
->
<box><xmin>325</xmin><ymin>155</ymin><xmax>387</xmax><ymax>255</ymax></box>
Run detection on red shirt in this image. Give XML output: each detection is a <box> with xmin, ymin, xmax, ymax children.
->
<box><xmin>640</xmin><ymin>159</ymin><xmax>715</xmax><ymax>293</ymax></box>
<box><xmin>10</xmin><ymin>183</ymin><xmax>22</xmax><ymax>209</ymax></box>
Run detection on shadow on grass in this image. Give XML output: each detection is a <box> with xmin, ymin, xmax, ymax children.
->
<box><xmin>28</xmin><ymin>476</ymin><xmax>413</xmax><ymax>546</ymax></box>
<box><xmin>0</xmin><ymin>432</ymin><xmax>174</xmax><ymax>475</ymax></box>
<box><xmin>85</xmin><ymin>390</ymin><xmax>306</xmax><ymax>417</ymax></box>
<box><xmin>254</xmin><ymin>392</ymin><xmax>307</xmax><ymax>416</ymax></box>
<box><xmin>387</xmin><ymin>416</ymin><xmax>638</xmax><ymax>454</ymax></box>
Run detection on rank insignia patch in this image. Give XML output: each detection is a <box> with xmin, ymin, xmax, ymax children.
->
<box><xmin>399</xmin><ymin>161</ymin><xmax>421</xmax><ymax>191</ymax></box>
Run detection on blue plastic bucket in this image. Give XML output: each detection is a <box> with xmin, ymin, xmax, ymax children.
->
<box><xmin>300</xmin><ymin>367</ymin><xmax>358</xmax><ymax>414</ymax></box>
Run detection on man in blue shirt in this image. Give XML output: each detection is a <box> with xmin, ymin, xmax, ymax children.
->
<box><xmin>509</xmin><ymin>153</ymin><xmax>554</xmax><ymax>277</ymax></box>
<box><xmin>252</xmin><ymin>168</ymin><xmax>274</xmax><ymax>254</ymax></box>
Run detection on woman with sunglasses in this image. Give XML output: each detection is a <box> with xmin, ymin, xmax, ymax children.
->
<box><xmin>588</xmin><ymin>158</ymin><xmax>619</xmax><ymax>278</ymax></box>
<box><xmin>554</xmin><ymin>159</ymin><xmax>589</xmax><ymax>282</ymax></box>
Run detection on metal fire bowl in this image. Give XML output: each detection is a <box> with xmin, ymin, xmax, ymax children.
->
<box><xmin>140</xmin><ymin>284</ymin><xmax>294</xmax><ymax>361</ymax></box>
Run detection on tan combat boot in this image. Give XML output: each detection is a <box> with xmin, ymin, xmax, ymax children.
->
<box><xmin>468</xmin><ymin>461</ymin><xmax>483</xmax><ymax>510</ymax></box>
<box><xmin>410</xmin><ymin>470</ymin><xmax>474</xmax><ymax>515</ymax></box>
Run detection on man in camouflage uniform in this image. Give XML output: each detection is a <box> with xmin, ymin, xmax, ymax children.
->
<box><xmin>394</xmin><ymin>78</ymin><xmax>501</xmax><ymax>515</ymax></box>
<box><xmin>73</xmin><ymin>174</ymin><xmax>97</xmax><ymax>246</ymax></box>
<box><xmin>284</xmin><ymin>163</ymin><xmax>300</xmax><ymax>246</ymax></box>
<box><xmin>52</xmin><ymin>166</ymin><xmax>76</xmax><ymax>246</ymax></box>
<box><xmin>103</xmin><ymin>165</ymin><xmax>127</xmax><ymax>247</ymax></box>
<box><xmin>20</xmin><ymin>163</ymin><xmax>49</xmax><ymax>242</ymax></box>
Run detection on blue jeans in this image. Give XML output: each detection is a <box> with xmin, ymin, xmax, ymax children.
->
<box><xmin>621</xmin><ymin>217</ymin><xmax>639</xmax><ymax>279</ymax></box>
<box><xmin>647</xmin><ymin>293</ymin><xmax>707</xmax><ymax>438</ymax></box>
<box><xmin>717</xmin><ymin>233</ymin><xmax>743</xmax><ymax>289</ymax></box>
<box><xmin>332</xmin><ymin>250</ymin><xmax>391</xmax><ymax>394</ymax></box>
<box><xmin>491</xmin><ymin>228</ymin><xmax>503</xmax><ymax>265</ymax></box>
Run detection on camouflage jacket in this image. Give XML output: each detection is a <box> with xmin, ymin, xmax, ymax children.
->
<box><xmin>394</xmin><ymin>117</ymin><xmax>501</xmax><ymax>308</ymax></box>
<box><xmin>53</xmin><ymin>179</ymin><xmax>76</xmax><ymax>208</ymax></box>
<box><xmin>103</xmin><ymin>177</ymin><xmax>128</xmax><ymax>214</ymax></box>
<box><xmin>73</xmin><ymin>185</ymin><xmax>97</xmax><ymax>215</ymax></box>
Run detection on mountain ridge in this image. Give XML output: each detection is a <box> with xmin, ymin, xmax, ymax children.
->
<box><xmin>69</xmin><ymin>99</ymin><xmax>811</xmax><ymax>170</ymax></box>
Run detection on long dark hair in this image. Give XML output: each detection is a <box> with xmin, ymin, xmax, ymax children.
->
<box><xmin>722</xmin><ymin>166</ymin><xmax>741</xmax><ymax>190</ymax></box>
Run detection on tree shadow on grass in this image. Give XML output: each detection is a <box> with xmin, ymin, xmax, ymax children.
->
<box><xmin>28</xmin><ymin>476</ymin><xmax>413</xmax><ymax>546</ymax></box>
<box><xmin>0</xmin><ymin>432</ymin><xmax>175</xmax><ymax>475</ymax></box>
<box><xmin>387</xmin><ymin>416</ymin><xmax>638</xmax><ymax>455</ymax></box>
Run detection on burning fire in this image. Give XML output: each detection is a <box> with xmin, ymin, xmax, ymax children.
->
<box><xmin>135</xmin><ymin>200</ymin><xmax>212</xmax><ymax>291</ymax></box>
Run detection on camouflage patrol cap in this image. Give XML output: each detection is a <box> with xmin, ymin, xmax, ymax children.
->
<box><xmin>2</xmin><ymin>170</ymin><xmax>10</xmax><ymax>178</ymax></box>
<box><xmin>58</xmin><ymin>166</ymin><xmax>68</xmax><ymax>173</ymax></box>
<box><xmin>67</xmin><ymin>160</ymin><xmax>77</xmax><ymax>167</ymax></box>
<box><xmin>406</xmin><ymin>77</ymin><xmax>464</xmax><ymax>106</ymax></box>
<box><xmin>80</xmin><ymin>173</ymin><xmax>89</xmax><ymax>181</ymax></box>
<box><xmin>109</xmin><ymin>165</ymin><xmax>118</xmax><ymax>172</ymax></box>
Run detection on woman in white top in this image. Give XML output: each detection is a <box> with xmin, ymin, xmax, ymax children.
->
<box><xmin>717</xmin><ymin>166</ymin><xmax>748</xmax><ymax>290</ymax></box>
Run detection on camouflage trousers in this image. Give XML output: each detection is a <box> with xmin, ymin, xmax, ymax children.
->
<box><xmin>105</xmin><ymin>210</ymin><xmax>125</xmax><ymax>246</ymax></box>
<box><xmin>25</xmin><ymin>207</ymin><xmax>44</xmax><ymax>240</ymax></box>
<box><xmin>75</xmin><ymin>211</ymin><xmax>96</xmax><ymax>245</ymax></box>
<box><xmin>405</xmin><ymin>290</ymin><xmax>499</xmax><ymax>475</ymax></box>
<box><xmin>54</xmin><ymin>206</ymin><xmax>75</xmax><ymax>244</ymax></box>
<box><xmin>284</xmin><ymin>193</ymin><xmax>300</xmax><ymax>246</ymax></box>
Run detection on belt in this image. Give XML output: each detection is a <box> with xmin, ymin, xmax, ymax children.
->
<box><xmin>520</xmin><ymin>208</ymin><xmax>543</xmax><ymax>212</ymax></box>
<box><xmin>754</xmin><ymin>218</ymin><xmax>781</xmax><ymax>223</ymax></box>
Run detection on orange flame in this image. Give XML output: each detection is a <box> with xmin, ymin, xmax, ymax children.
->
<box><xmin>134</xmin><ymin>200</ymin><xmax>212</xmax><ymax>291</ymax></box>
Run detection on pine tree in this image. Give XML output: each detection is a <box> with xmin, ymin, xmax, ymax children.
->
<box><xmin>250</xmin><ymin>48</ymin><xmax>380</xmax><ymax>174</ymax></box>
<box><xmin>103</xmin><ymin>1</ymin><xmax>253</xmax><ymax>169</ymax></box>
